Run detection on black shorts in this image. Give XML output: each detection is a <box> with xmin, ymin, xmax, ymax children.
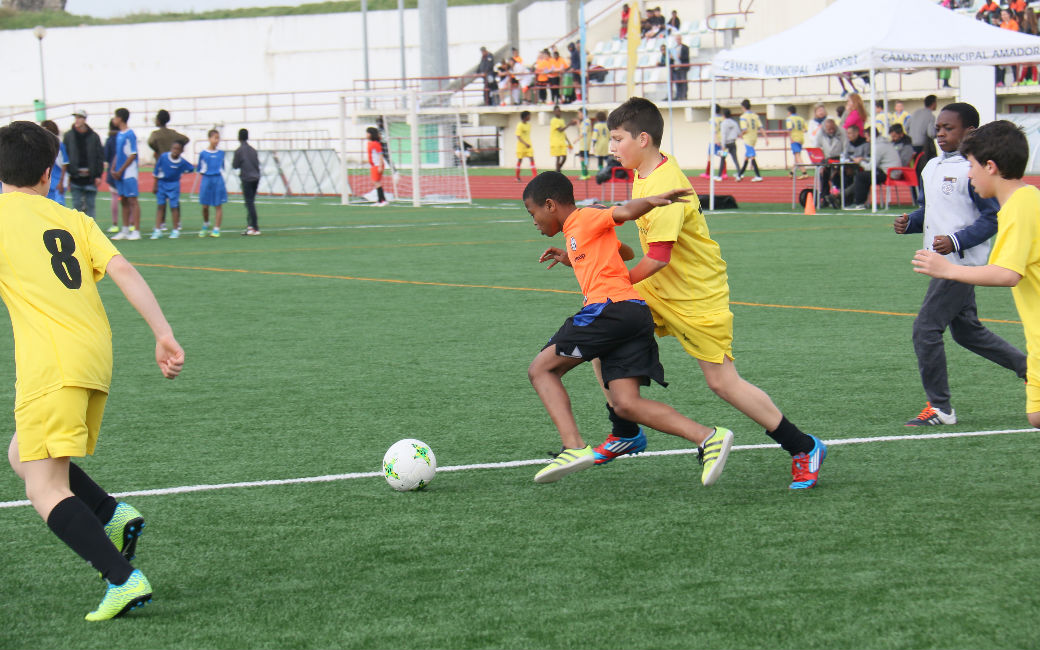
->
<box><xmin>544</xmin><ymin>300</ymin><xmax>667</xmax><ymax>388</ymax></box>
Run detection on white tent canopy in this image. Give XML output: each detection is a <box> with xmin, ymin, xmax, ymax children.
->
<box><xmin>706</xmin><ymin>0</ymin><xmax>1040</xmax><ymax>211</ymax></box>
<box><xmin>712</xmin><ymin>0</ymin><xmax>1040</xmax><ymax>79</ymax></box>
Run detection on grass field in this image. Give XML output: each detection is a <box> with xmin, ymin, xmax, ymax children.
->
<box><xmin>1</xmin><ymin>196</ymin><xmax>1037</xmax><ymax>649</ymax></box>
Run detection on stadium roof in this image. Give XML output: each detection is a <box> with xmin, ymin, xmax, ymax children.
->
<box><xmin>712</xmin><ymin>0</ymin><xmax>1040</xmax><ymax>79</ymax></box>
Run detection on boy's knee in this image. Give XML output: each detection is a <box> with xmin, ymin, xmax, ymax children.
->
<box><xmin>7</xmin><ymin>435</ymin><xmax>20</xmax><ymax>472</ymax></box>
<box><xmin>1028</xmin><ymin>411</ymin><xmax>1040</xmax><ymax>429</ymax></box>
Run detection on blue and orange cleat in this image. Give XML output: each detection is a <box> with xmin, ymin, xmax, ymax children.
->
<box><xmin>790</xmin><ymin>435</ymin><xmax>827</xmax><ymax>490</ymax></box>
<box><xmin>593</xmin><ymin>428</ymin><xmax>648</xmax><ymax>465</ymax></box>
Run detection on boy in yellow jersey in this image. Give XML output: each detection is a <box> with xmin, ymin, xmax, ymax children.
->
<box><xmin>786</xmin><ymin>105</ymin><xmax>808</xmax><ymax>178</ymax></box>
<box><xmin>515</xmin><ymin>111</ymin><xmax>537</xmax><ymax>181</ymax></box>
<box><xmin>0</xmin><ymin>121</ymin><xmax>185</xmax><ymax>620</ymax></box>
<box><xmin>912</xmin><ymin>120</ymin><xmax>1040</xmax><ymax>428</ymax></box>
<box><xmin>549</xmin><ymin>104</ymin><xmax>571</xmax><ymax>173</ymax></box>
<box><xmin>592</xmin><ymin>111</ymin><xmax>611</xmax><ymax>171</ymax></box>
<box><xmin>597</xmin><ymin>97</ymin><xmax>826</xmax><ymax>489</ymax></box>
<box><xmin>738</xmin><ymin>99</ymin><xmax>766</xmax><ymax>182</ymax></box>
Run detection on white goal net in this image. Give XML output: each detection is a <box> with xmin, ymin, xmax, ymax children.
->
<box><xmin>339</xmin><ymin>91</ymin><xmax>472</xmax><ymax>206</ymax></box>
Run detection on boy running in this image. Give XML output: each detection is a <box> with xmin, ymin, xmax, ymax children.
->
<box><xmin>525</xmin><ymin>171</ymin><xmax>733</xmax><ymax>484</ymax></box>
<box><xmin>597</xmin><ymin>97</ymin><xmax>826</xmax><ymax>489</ymax></box>
<box><xmin>197</xmin><ymin>129</ymin><xmax>227</xmax><ymax>237</ymax></box>
<box><xmin>151</xmin><ymin>140</ymin><xmax>194</xmax><ymax>239</ymax></box>
<box><xmin>894</xmin><ymin>103</ymin><xmax>1026</xmax><ymax>425</ymax></box>
<box><xmin>0</xmin><ymin>121</ymin><xmax>184</xmax><ymax>620</ymax></box>
<box><xmin>738</xmin><ymin>99</ymin><xmax>766</xmax><ymax>182</ymax></box>
<box><xmin>786</xmin><ymin>105</ymin><xmax>808</xmax><ymax>178</ymax></box>
<box><xmin>912</xmin><ymin>120</ymin><xmax>1040</xmax><ymax>429</ymax></box>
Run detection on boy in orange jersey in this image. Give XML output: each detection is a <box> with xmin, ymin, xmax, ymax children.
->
<box><xmin>366</xmin><ymin>127</ymin><xmax>388</xmax><ymax>206</ymax></box>
<box><xmin>597</xmin><ymin>97</ymin><xmax>826</xmax><ymax>489</ymax></box>
<box><xmin>524</xmin><ymin>171</ymin><xmax>733</xmax><ymax>485</ymax></box>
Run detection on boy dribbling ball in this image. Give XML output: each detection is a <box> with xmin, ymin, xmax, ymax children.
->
<box><xmin>0</xmin><ymin>120</ymin><xmax>184</xmax><ymax>621</ymax></box>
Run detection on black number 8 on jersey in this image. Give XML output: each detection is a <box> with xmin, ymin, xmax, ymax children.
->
<box><xmin>42</xmin><ymin>229</ymin><xmax>82</xmax><ymax>290</ymax></box>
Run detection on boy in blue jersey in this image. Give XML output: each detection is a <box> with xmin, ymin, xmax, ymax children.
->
<box><xmin>150</xmin><ymin>141</ymin><xmax>194</xmax><ymax>240</ymax></box>
<box><xmin>110</xmin><ymin>108</ymin><xmax>140</xmax><ymax>241</ymax></box>
<box><xmin>197</xmin><ymin>130</ymin><xmax>226</xmax><ymax>238</ymax></box>
<box><xmin>41</xmin><ymin>121</ymin><xmax>68</xmax><ymax>205</ymax></box>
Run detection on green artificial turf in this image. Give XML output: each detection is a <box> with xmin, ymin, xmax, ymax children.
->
<box><xmin>0</xmin><ymin>197</ymin><xmax>1035</xmax><ymax>649</ymax></box>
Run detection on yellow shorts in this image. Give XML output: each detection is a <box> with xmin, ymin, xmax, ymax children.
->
<box><xmin>1027</xmin><ymin>363</ymin><xmax>1040</xmax><ymax>414</ymax></box>
<box><xmin>550</xmin><ymin>144</ymin><xmax>568</xmax><ymax>157</ymax></box>
<box><xmin>15</xmin><ymin>387</ymin><xmax>107</xmax><ymax>462</ymax></box>
<box><xmin>517</xmin><ymin>146</ymin><xmax>533</xmax><ymax>159</ymax></box>
<box><xmin>645</xmin><ymin>297</ymin><xmax>735</xmax><ymax>364</ymax></box>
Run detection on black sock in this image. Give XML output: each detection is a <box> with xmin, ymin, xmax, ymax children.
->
<box><xmin>376</xmin><ymin>187</ymin><xmax>386</xmax><ymax>203</ymax></box>
<box><xmin>607</xmin><ymin>403</ymin><xmax>640</xmax><ymax>438</ymax></box>
<box><xmin>765</xmin><ymin>416</ymin><xmax>815</xmax><ymax>456</ymax></box>
<box><xmin>47</xmin><ymin>496</ymin><xmax>133</xmax><ymax>584</ymax></box>
<box><xmin>69</xmin><ymin>462</ymin><xmax>117</xmax><ymax>524</ymax></box>
<box><xmin>740</xmin><ymin>158</ymin><xmax>749</xmax><ymax>175</ymax></box>
<box><xmin>751</xmin><ymin>159</ymin><xmax>761</xmax><ymax>177</ymax></box>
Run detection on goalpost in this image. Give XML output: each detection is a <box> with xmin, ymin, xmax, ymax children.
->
<box><xmin>339</xmin><ymin>90</ymin><xmax>472</xmax><ymax>206</ymax></box>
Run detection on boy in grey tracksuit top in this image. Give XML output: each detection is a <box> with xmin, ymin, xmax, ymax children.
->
<box><xmin>894</xmin><ymin>103</ymin><xmax>1027</xmax><ymax>425</ymax></box>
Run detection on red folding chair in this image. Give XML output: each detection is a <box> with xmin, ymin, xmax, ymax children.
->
<box><xmin>882</xmin><ymin>151</ymin><xmax>923</xmax><ymax>207</ymax></box>
<box><xmin>607</xmin><ymin>167</ymin><xmax>633</xmax><ymax>202</ymax></box>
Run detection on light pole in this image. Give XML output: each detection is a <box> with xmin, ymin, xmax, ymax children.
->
<box><xmin>33</xmin><ymin>25</ymin><xmax>47</xmax><ymax>117</ymax></box>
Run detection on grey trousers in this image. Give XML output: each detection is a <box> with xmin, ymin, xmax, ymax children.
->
<box><xmin>69</xmin><ymin>183</ymin><xmax>97</xmax><ymax>219</ymax></box>
<box><xmin>913</xmin><ymin>277</ymin><xmax>1028</xmax><ymax>412</ymax></box>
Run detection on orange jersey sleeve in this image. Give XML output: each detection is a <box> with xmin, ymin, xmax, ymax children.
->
<box><xmin>562</xmin><ymin>207</ymin><xmax>643</xmax><ymax>305</ymax></box>
<box><xmin>367</xmin><ymin>140</ymin><xmax>384</xmax><ymax>168</ymax></box>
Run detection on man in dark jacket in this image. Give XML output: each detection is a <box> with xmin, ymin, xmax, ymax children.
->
<box><xmin>62</xmin><ymin>108</ymin><xmax>105</xmax><ymax>219</ymax></box>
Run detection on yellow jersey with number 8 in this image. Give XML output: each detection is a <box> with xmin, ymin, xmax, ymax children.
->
<box><xmin>0</xmin><ymin>192</ymin><xmax>120</xmax><ymax>404</ymax></box>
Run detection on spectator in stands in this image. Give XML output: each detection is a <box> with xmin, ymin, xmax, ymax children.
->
<box><xmin>534</xmin><ymin>50</ymin><xmax>552</xmax><ymax>103</ymax></box>
<box><xmin>842</xmin><ymin>93</ymin><xmax>866</xmax><ymax>136</ymax></box>
<box><xmin>497</xmin><ymin>59</ymin><xmax>512</xmax><ymax>106</ymax></box>
<box><xmin>998</xmin><ymin>10</ymin><xmax>1021</xmax><ymax>86</ymax></box>
<box><xmin>548</xmin><ymin>48</ymin><xmax>568</xmax><ymax>104</ymax></box>
<box><xmin>838</xmin><ymin>124</ymin><xmax>869</xmax><ymax>202</ymax></box>
<box><xmin>1018</xmin><ymin>9</ymin><xmax>1039</xmax><ymax>84</ymax></box>
<box><xmin>667</xmin><ymin>9</ymin><xmax>680</xmax><ymax>32</ymax></box>
<box><xmin>906</xmin><ymin>94</ymin><xmax>937</xmax><ymax>155</ymax></box>
<box><xmin>620</xmin><ymin>4</ymin><xmax>631</xmax><ymax>38</ymax></box>
<box><xmin>976</xmin><ymin>0</ymin><xmax>999</xmax><ymax>22</ymax></box>
<box><xmin>1010</xmin><ymin>0</ymin><xmax>1027</xmax><ymax>19</ymax></box>
<box><xmin>641</xmin><ymin>7</ymin><xmax>655</xmax><ymax>35</ymax></box>
<box><xmin>671</xmin><ymin>35</ymin><xmax>690</xmax><ymax>100</ymax></box>
<box><xmin>847</xmin><ymin>129</ymin><xmax>903</xmax><ymax>210</ymax></box>
<box><xmin>63</xmin><ymin>108</ymin><xmax>104</xmax><ymax>219</ymax></box>
<box><xmin>645</xmin><ymin>7</ymin><xmax>666</xmax><ymax>38</ymax></box>
<box><xmin>808</xmin><ymin>102</ymin><xmax>828</xmax><ymax>147</ymax></box>
<box><xmin>514</xmin><ymin>58</ymin><xmax>534</xmax><ymax>104</ymax></box>
<box><xmin>477</xmin><ymin>47</ymin><xmax>496</xmax><ymax>106</ymax></box>
<box><xmin>890</xmin><ymin>101</ymin><xmax>910</xmax><ymax>129</ymax></box>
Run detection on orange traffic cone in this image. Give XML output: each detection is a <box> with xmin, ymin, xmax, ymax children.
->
<box><xmin>804</xmin><ymin>192</ymin><xmax>816</xmax><ymax>215</ymax></box>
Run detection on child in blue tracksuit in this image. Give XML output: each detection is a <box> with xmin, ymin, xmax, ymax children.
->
<box><xmin>151</xmin><ymin>141</ymin><xmax>194</xmax><ymax>239</ymax></box>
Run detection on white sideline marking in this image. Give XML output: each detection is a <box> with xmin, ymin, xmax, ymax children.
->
<box><xmin>1</xmin><ymin>428</ymin><xmax>1036</xmax><ymax>509</ymax></box>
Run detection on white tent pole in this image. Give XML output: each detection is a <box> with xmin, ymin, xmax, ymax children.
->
<box><xmin>710</xmin><ymin>71</ymin><xmax>716</xmax><ymax>211</ymax></box>
<box><xmin>869</xmin><ymin>63</ymin><xmax>876</xmax><ymax>213</ymax></box>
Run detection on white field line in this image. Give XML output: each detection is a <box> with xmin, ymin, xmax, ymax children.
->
<box><xmin>1</xmin><ymin>428</ymin><xmax>1036</xmax><ymax>509</ymax></box>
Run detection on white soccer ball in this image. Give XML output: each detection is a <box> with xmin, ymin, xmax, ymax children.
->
<box><xmin>382</xmin><ymin>439</ymin><xmax>437</xmax><ymax>491</ymax></box>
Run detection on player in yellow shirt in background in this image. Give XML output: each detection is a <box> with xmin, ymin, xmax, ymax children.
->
<box><xmin>515</xmin><ymin>111</ymin><xmax>537</xmax><ymax>181</ymax></box>
<box><xmin>592</xmin><ymin>111</ymin><xmax>611</xmax><ymax>172</ymax></box>
<box><xmin>912</xmin><ymin>120</ymin><xmax>1040</xmax><ymax>428</ymax></box>
<box><xmin>0</xmin><ymin>121</ymin><xmax>184</xmax><ymax>620</ymax></box>
<box><xmin>595</xmin><ymin>97</ymin><xmax>827</xmax><ymax>489</ymax></box>
<box><xmin>738</xmin><ymin>99</ymin><xmax>767</xmax><ymax>183</ymax></box>
<box><xmin>549</xmin><ymin>105</ymin><xmax>571</xmax><ymax>173</ymax></box>
<box><xmin>786</xmin><ymin>105</ymin><xmax>808</xmax><ymax>178</ymax></box>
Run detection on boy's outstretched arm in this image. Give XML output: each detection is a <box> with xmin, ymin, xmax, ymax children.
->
<box><xmin>105</xmin><ymin>255</ymin><xmax>185</xmax><ymax>379</ymax></box>
<box><xmin>912</xmin><ymin>249</ymin><xmax>1021</xmax><ymax>287</ymax></box>
<box><xmin>611</xmin><ymin>188</ymin><xmax>692</xmax><ymax>222</ymax></box>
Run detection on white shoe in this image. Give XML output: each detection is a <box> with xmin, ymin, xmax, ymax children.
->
<box><xmin>734</xmin><ymin>175</ymin><xmax>743</xmax><ymax>182</ymax></box>
<box><xmin>751</xmin><ymin>176</ymin><xmax>764</xmax><ymax>182</ymax></box>
<box><xmin>712</xmin><ymin>176</ymin><xmax>723</xmax><ymax>182</ymax></box>
<box><xmin>375</xmin><ymin>201</ymin><xmax>389</xmax><ymax>207</ymax></box>
<box><xmin>111</xmin><ymin>230</ymin><xmax>129</xmax><ymax>240</ymax></box>
<box><xmin>169</xmin><ymin>229</ymin><xmax>180</xmax><ymax>239</ymax></box>
<box><xmin>127</xmin><ymin>230</ymin><xmax>141</xmax><ymax>240</ymax></box>
<box><xmin>149</xmin><ymin>230</ymin><xmax>162</xmax><ymax>240</ymax></box>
